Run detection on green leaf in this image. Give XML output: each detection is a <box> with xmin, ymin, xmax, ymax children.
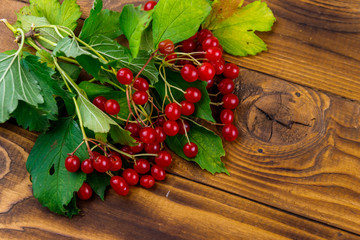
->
<box><xmin>79</xmin><ymin>0</ymin><xmax>122</xmax><ymax>42</ymax></box>
<box><xmin>88</xmin><ymin>35</ymin><xmax>158</xmax><ymax>84</ymax></box>
<box><xmin>0</xmin><ymin>52</ymin><xmax>44</xmax><ymax>123</ymax></box>
<box><xmin>166</xmin><ymin>120</ymin><xmax>228</xmax><ymax>174</ymax></box>
<box><xmin>52</xmin><ymin>36</ymin><xmax>105</xmax><ymax>79</ymax></box>
<box><xmin>154</xmin><ymin>69</ymin><xmax>215</xmax><ymax>122</ymax></box>
<box><xmin>36</xmin><ymin>50</ymin><xmax>55</xmax><ymax>68</ymax></box>
<box><xmin>152</xmin><ymin>0</ymin><xmax>211</xmax><ymax>46</ymax></box>
<box><xmin>139</xmin><ymin>25</ymin><xmax>154</xmax><ymax>53</ymax></box>
<box><xmin>86</xmin><ymin>171</ymin><xmax>110</xmax><ymax>200</ymax></box>
<box><xmin>28</xmin><ymin>0</ymin><xmax>82</xmax><ymax>31</ymax></box>
<box><xmin>120</xmin><ymin>5</ymin><xmax>153</xmax><ymax>59</ymax></box>
<box><xmin>206</xmin><ymin>0</ymin><xmax>276</xmax><ymax>56</ymax></box>
<box><xmin>26</xmin><ymin>118</ymin><xmax>87</xmax><ymax>216</ymax></box>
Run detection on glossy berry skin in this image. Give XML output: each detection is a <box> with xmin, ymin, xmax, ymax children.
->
<box><xmin>104</xmin><ymin>99</ymin><xmax>120</xmax><ymax>115</ymax></box>
<box><xmin>140</xmin><ymin>175</ymin><xmax>155</xmax><ymax>189</ymax></box>
<box><xmin>183</xmin><ymin>142</ymin><xmax>198</xmax><ymax>158</ymax></box>
<box><xmin>185</xmin><ymin>87</ymin><xmax>202</xmax><ymax>103</ymax></box>
<box><xmin>120</xmin><ymin>146</ymin><xmax>134</xmax><ymax>160</ymax></box>
<box><xmin>133</xmin><ymin>78</ymin><xmax>149</xmax><ymax>91</ymax></box>
<box><xmin>198</xmin><ymin>29</ymin><xmax>213</xmax><ymax>43</ymax></box>
<box><xmin>125</xmin><ymin>123</ymin><xmax>141</xmax><ymax>137</ymax></box>
<box><xmin>224</xmin><ymin>63</ymin><xmax>240</xmax><ymax>79</ymax></box>
<box><xmin>212</xmin><ymin>58</ymin><xmax>225</xmax><ymax>75</ymax></box>
<box><xmin>122</xmin><ymin>169</ymin><xmax>139</xmax><ymax>186</ymax></box>
<box><xmin>151</xmin><ymin>165</ymin><xmax>166</xmax><ymax>181</ymax></box>
<box><xmin>65</xmin><ymin>155</ymin><xmax>80</xmax><ymax>172</ymax></box>
<box><xmin>93</xmin><ymin>155</ymin><xmax>110</xmax><ymax>173</ymax></box>
<box><xmin>81</xmin><ymin>159</ymin><xmax>94</xmax><ymax>174</ymax></box>
<box><xmin>133</xmin><ymin>91</ymin><xmax>148</xmax><ymax>105</ymax></box>
<box><xmin>144</xmin><ymin>1</ymin><xmax>157</xmax><ymax>11</ymax></box>
<box><xmin>130</xmin><ymin>139</ymin><xmax>144</xmax><ymax>154</ymax></box>
<box><xmin>205</xmin><ymin>47</ymin><xmax>222</xmax><ymax>62</ymax></box>
<box><xmin>134</xmin><ymin>159</ymin><xmax>151</xmax><ymax>174</ymax></box>
<box><xmin>206</xmin><ymin>78</ymin><xmax>215</xmax><ymax>89</ymax></box>
<box><xmin>109</xmin><ymin>155</ymin><xmax>122</xmax><ymax>172</ymax></box>
<box><xmin>165</xmin><ymin>103</ymin><xmax>182</xmax><ymax>120</ymax></box>
<box><xmin>222</xmin><ymin>124</ymin><xmax>239</xmax><ymax>142</ymax></box>
<box><xmin>202</xmin><ymin>36</ymin><xmax>220</xmax><ymax>51</ymax></box>
<box><xmin>163</xmin><ymin>120</ymin><xmax>179</xmax><ymax>136</ymax></box>
<box><xmin>117</xmin><ymin>68</ymin><xmax>133</xmax><ymax>85</ymax></box>
<box><xmin>181</xmin><ymin>64</ymin><xmax>198</xmax><ymax>82</ymax></box>
<box><xmin>177</xmin><ymin>120</ymin><xmax>190</xmax><ymax>135</ymax></box>
<box><xmin>222</xmin><ymin>94</ymin><xmax>239</xmax><ymax>110</ymax></box>
<box><xmin>90</xmin><ymin>151</ymin><xmax>102</xmax><ymax>160</ymax></box>
<box><xmin>181</xmin><ymin>39</ymin><xmax>196</xmax><ymax>53</ymax></box>
<box><xmin>180</xmin><ymin>101</ymin><xmax>195</xmax><ymax>116</ymax></box>
<box><xmin>158</xmin><ymin>39</ymin><xmax>174</xmax><ymax>55</ymax></box>
<box><xmin>77</xmin><ymin>183</ymin><xmax>92</xmax><ymax>200</ymax></box>
<box><xmin>165</xmin><ymin>53</ymin><xmax>177</xmax><ymax>64</ymax></box>
<box><xmin>110</xmin><ymin>176</ymin><xmax>129</xmax><ymax>196</ymax></box>
<box><xmin>139</xmin><ymin>127</ymin><xmax>157</xmax><ymax>144</ymax></box>
<box><xmin>197</xmin><ymin>62</ymin><xmax>215</xmax><ymax>81</ymax></box>
<box><xmin>218</xmin><ymin>78</ymin><xmax>235</xmax><ymax>94</ymax></box>
<box><xmin>155</xmin><ymin>151</ymin><xmax>172</xmax><ymax>167</ymax></box>
<box><xmin>155</xmin><ymin>126</ymin><xmax>166</xmax><ymax>143</ymax></box>
<box><xmin>144</xmin><ymin>142</ymin><xmax>161</xmax><ymax>154</ymax></box>
<box><xmin>93</xmin><ymin>96</ymin><xmax>107</xmax><ymax>111</ymax></box>
<box><xmin>220</xmin><ymin>109</ymin><xmax>235</xmax><ymax>124</ymax></box>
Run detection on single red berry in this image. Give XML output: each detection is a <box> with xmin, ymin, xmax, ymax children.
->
<box><xmin>222</xmin><ymin>124</ymin><xmax>239</xmax><ymax>142</ymax></box>
<box><xmin>125</xmin><ymin>123</ymin><xmax>141</xmax><ymax>137</ymax></box>
<box><xmin>181</xmin><ymin>39</ymin><xmax>196</xmax><ymax>53</ymax></box>
<box><xmin>220</xmin><ymin>109</ymin><xmax>235</xmax><ymax>124</ymax></box>
<box><xmin>177</xmin><ymin>120</ymin><xmax>190</xmax><ymax>135</ymax></box>
<box><xmin>144</xmin><ymin>142</ymin><xmax>161</xmax><ymax>154</ymax></box>
<box><xmin>224</xmin><ymin>63</ymin><xmax>240</xmax><ymax>79</ymax></box>
<box><xmin>140</xmin><ymin>175</ymin><xmax>155</xmax><ymax>189</ymax></box>
<box><xmin>144</xmin><ymin>1</ymin><xmax>157</xmax><ymax>11</ymax></box>
<box><xmin>77</xmin><ymin>182</ymin><xmax>92</xmax><ymax>200</ymax></box>
<box><xmin>165</xmin><ymin>103</ymin><xmax>182</xmax><ymax>120</ymax></box>
<box><xmin>90</xmin><ymin>151</ymin><xmax>101</xmax><ymax>160</ymax></box>
<box><xmin>93</xmin><ymin>155</ymin><xmax>110</xmax><ymax>173</ymax></box>
<box><xmin>110</xmin><ymin>176</ymin><xmax>129</xmax><ymax>196</ymax></box>
<box><xmin>65</xmin><ymin>155</ymin><xmax>80</xmax><ymax>172</ymax></box>
<box><xmin>155</xmin><ymin>126</ymin><xmax>166</xmax><ymax>143</ymax></box>
<box><xmin>211</xmin><ymin>58</ymin><xmax>225</xmax><ymax>75</ymax></box>
<box><xmin>197</xmin><ymin>62</ymin><xmax>215</xmax><ymax>81</ymax></box>
<box><xmin>133</xmin><ymin>91</ymin><xmax>148</xmax><ymax>105</ymax></box>
<box><xmin>205</xmin><ymin>47</ymin><xmax>222</xmax><ymax>62</ymax></box>
<box><xmin>185</xmin><ymin>87</ymin><xmax>202</xmax><ymax>103</ymax></box>
<box><xmin>158</xmin><ymin>39</ymin><xmax>174</xmax><ymax>55</ymax></box>
<box><xmin>183</xmin><ymin>142</ymin><xmax>198</xmax><ymax>158</ymax></box>
<box><xmin>120</xmin><ymin>146</ymin><xmax>135</xmax><ymax>160</ymax></box>
<box><xmin>218</xmin><ymin>78</ymin><xmax>235</xmax><ymax>94</ymax></box>
<box><xmin>109</xmin><ymin>155</ymin><xmax>122</xmax><ymax>171</ymax></box>
<box><xmin>181</xmin><ymin>64</ymin><xmax>198</xmax><ymax>82</ymax></box>
<box><xmin>202</xmin><ymin>36</ymin><xmax>220</xmax><ymax>51</ymax></box>
<box><xmin>139</xmin><ymin>127</ymin><xmax>157</xmax><ymax>144</ymax></box>
<box><xmin>180</xmin><ymin>101</ymin><xmax>195</xmax><ymax>116</ymax></box>
<box><xmin>206</xmin><ymin>78</ymin><xmax>215</xmax><ymax>89</ymax></box>
<box><xmin>163</xmin><ymin>120</ymin><xmax>179</xmax><ymax>136</ymax></box>
<box><xmin>122</xmin><ymin>169</ymin><xmax>139</xmax><ymax>186</ymax></box>
<box><xmin>155</xmin><ymin>116</ymin><xmax>166</xmax><ymax>127</ymax></box>
<box><xmin>222</xmin><ymin>93</ymin><xmax>239</xmax><ymax>109</ymax></box>
<box><xmin>165</xmin><ymin>53</ymin><xmax>177</xmax><ymax>64</ymax></box>
<box><xmin>151</xmin><ymin>165</ymin><xmax>166</xmax><ymax>181</ymax></box>
<box><xmin>130</xmin><ymin>138</ymin><xmax>144</xmax><ymax>154</ymax></box>
<box><xmin>81</xmin><ymin>159</ymin><xmax>94</xmax><ymax>174</ymax></box>
<box><xmin>117</xmin><ymin>68</ymin><xmax>133</xmax><ymax>85</ymax></box>
<box><xmin>155</xmin><ymin>151</ymin><xmax>172</xmax><ymax>167</ymax></box>
<box><xmin>198</xmin><ymin>29</ymin><xmax>213</xmax><ymax>43</ymax></box>
<box><xmin>133</xmin><ymin>78</ymin><xmax>149</xmax><ymax>91</ymax></box>
<box><xmin>104</xmin><ymin>99</ymin><xmax>120</xmax><ymax>115</ymax></box>
<box><xmin>134</xmin><ymin>159</ymin><xmax>150</xmax><ymax>174</ymax></box>
<box><xmin>92</xmin><ymin>96</ymin><xmax>107</xmax><ymax>111</ymax></box>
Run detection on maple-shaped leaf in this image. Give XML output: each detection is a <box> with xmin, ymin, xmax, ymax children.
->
<box><xmin>204</xmin><ymin>0</ymin><xmax>276</xmax><ymax>56</ymax></box>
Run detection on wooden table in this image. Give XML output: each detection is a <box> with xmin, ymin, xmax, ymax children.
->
<box><xmin>1</xmin><ymin>0</ymin><xmax>360</xmax><ymax>239</ymax></box>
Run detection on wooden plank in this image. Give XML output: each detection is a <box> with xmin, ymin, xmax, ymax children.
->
<box><xmin>0</xmin><ymin>124</ymin><xmax>358</xmax><ymax>240</ymax></box>
<box><xmin>167</xmin><ymin>68</ymin><xmax>360</xmax><ymax>235</ymax></box>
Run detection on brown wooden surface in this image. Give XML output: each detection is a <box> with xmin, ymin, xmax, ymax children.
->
<box><xmin>1</xmin><ymin>0</ymin><xmax>360</xmax><ymax>239</ymax></box>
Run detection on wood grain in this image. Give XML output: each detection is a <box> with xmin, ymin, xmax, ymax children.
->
<box><xmin>0</xmin><ymin>124</ymin><xmax>358</xmax><ymax>240</ymax></box>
